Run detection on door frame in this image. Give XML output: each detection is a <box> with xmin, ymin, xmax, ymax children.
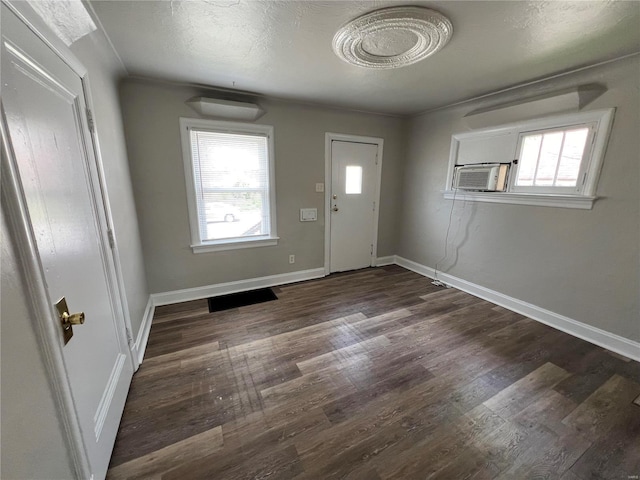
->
<box><xmin>1</xmin><ymin>1</ymin><xmax>135</xmax><ymax>477</ymax></box>
<box><xmin>324</xmin><ymin>132</ymin><xmax>384</xmax><ymax>275</ymax></box>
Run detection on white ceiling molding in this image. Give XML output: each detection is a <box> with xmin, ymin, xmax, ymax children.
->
<box><xmin>332</xmin><ymin>6</ymin><xmax>453</xmax><ymax>69</ymax></box>
<box><xmin>464</xmin><ymin>84</ymin><xmax>607</xmax><ymax>128</ymax></box>
<box><xmin>186</xmin><ymin>97</ymin><xmax>264</xmax><ymax>121</ymax></box>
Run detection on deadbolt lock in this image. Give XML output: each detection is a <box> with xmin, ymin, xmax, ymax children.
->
<box><xmin>55</xmin><ymin>297</ymin><xmax>85</xmax><ymax>345</ymax></box>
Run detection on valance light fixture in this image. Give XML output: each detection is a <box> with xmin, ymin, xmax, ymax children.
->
<box><xmin>186</xmin><ymin>97</ymin><xmax>264</xmax><ymax>121</ymax></box>
<box><xmin>332</xmin><ymin>6</ymin><xmax>453</xmax><ymax>69</ymax></box>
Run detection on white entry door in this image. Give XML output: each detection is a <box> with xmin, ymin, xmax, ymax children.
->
<box><xmin>329</xmin><ymin>139</ymin><xmax>380</xmax><ymax>272</ymax></box>
<box><xmin>2</xmin><ymin>6</ymin><xmax>133</xmax><ymax>479</ymax></box>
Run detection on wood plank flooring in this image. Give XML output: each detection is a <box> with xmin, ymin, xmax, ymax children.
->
<box><xmin>107</xmin><ymin>266</ymin><xmax>640</xmax><ymax>479</ymax></box>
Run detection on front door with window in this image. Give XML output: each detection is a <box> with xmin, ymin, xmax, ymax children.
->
<box><xmin>329</xmin><ymin>140</ymin><xmax>380</xmax><ymax>273</ymax></box>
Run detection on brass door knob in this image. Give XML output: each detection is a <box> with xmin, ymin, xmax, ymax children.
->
<box><xmin>55</xmin><ymin>297</ymin><xmax>85</xmax><ymax>345</ymax></box>
<box><xmin>61</xmin><ymin>311</ymin><xmax>85</xmax><ymax>326</ymax></box>
<box><xmin>332</xmin><ymin>206</ymin><xmax>339</xmax><ymax>212</ymax></box>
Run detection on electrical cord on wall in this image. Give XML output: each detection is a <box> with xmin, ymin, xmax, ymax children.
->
<box><xmin>432</xmin><ymin>187</ymin><xmax>458</xmax><ymax>288</ymax></box>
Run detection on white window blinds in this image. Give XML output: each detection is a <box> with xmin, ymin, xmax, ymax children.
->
<box><xmin>189</xmin><ymin>128</ymin><xmax>271</xmax><ymax>242</ymax></box>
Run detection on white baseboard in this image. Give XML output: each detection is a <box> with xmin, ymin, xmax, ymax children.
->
<box><xmin>151</xmin><ymin>267</ymin><xmax>326</xmax><ymax>307</ymax></box>
<box><xmin>394</xmin><ymin>255</ymin><xmax>640</xmax><ymax>362</ymax></box>
<box><xmin>135</xmin><ymin>260</ymin><xmax>639</xmax><ymax>365</ymax></box>
<box><xmin>134</xmin><ymin>297</ymin><xmax>155</xmax><ymax>368</ymax></box>
<box><xmin>93</xmin><ymin>353</ymin><xmax>126</xmax><ymax>440</ymax></box>
<box><xmin>375</xmin><ymin>256</ymin><xmax>395</xmax><ymax>266</ymax></box>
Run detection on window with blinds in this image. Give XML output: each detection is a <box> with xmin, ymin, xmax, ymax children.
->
<box><xmin>180</xmin><ymin>118</ymin><xmax>277</xmax><ymax>252</ymax></box>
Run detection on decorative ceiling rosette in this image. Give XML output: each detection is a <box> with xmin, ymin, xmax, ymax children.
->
<box><xmin>332</xmin><ymin>6</ymin><xmax>453</xmax><ymax>69</ymax></box>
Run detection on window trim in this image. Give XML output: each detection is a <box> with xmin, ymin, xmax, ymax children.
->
<box><xmin>179</xmin><ymin>117</ymin><xmax>278</xmax><ymax>253</ymax></box>
<box><xmin>443</xmin><ymin>108</ymin><xmax>615</xmax><ymax>209</ymax></box>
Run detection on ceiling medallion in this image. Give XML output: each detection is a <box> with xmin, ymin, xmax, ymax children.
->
<box><xmin>332</xmin><ymin>6</ymin><xmax>453</xmax><ymax>69</ymax></box>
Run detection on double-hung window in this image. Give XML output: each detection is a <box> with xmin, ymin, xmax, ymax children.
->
<box><xmin>180</xmin><ymin>118</ymin><xmax>277</xmax><ymax>252</ymax></box>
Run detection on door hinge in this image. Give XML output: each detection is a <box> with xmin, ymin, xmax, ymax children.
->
<box><xmin>373</xmin><ymin>201</ymin><xmax>376</xmax><ymax>211</ymax></box>
<box><xmin>86</xmin><ymin>108</ymin><xmax>95</xmax><ymax>133</ymax></box>
<box><xmin>126</xmin><ymin>328</ymin><xmax>133</xmax><ymax>347</ymax></box>
<box><xmin>370</xmin><ymin>244</ymin><xmax>373</xmax><ymax>255</ymax></box>
<box><xmin>107</xmin><ymin>229</ymin><xmax>116</xmax><ymax>249</ymax></box>
<box><xmin>375</xmin><ymin>154</ymin><xmax>378</xmax><ymax>165</ymax></box>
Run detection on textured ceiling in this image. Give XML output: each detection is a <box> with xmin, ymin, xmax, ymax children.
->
<box><xmin>89</xmin><ymin>0</ymin><xmax>640</xmax><ymax>116</ymax></box>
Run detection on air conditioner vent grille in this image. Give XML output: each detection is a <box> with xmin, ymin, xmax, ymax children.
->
<box><xmin>458</xmin><ymin>171</ymin><xmax>492</xmax><ymax>189</ymax></box>
<box><xmin>453</xmin><ymin>164</ymin><xmax>509</xmax><ymax>191</ymax></box>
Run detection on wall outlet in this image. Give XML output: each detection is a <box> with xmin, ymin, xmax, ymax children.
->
<box><xmin>315</xmin><ymin>183</ymin><xmax>324</xmax><ymax>193</ymax></box>
<box><xmin>289</xmin><ymin>254</ymin><xmax>295</xmax><ymax>264</ymax></box>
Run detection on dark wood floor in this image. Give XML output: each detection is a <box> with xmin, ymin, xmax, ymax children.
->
<box><xmin>107</xmin><ymin>266</ymin><xmax>640</xmax><ymax>479</ymax></box>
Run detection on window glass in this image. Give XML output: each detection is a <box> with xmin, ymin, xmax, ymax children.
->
<box><xmin>516</xmin><ymin>134</ymin><xmax>542</xmax><ymax>186</ymax></box>
<box><xmin>180</xmin><ymin>118</ymin><xmax>277</xmax><ymax>251</ymax></box>
<box><xmin>535</xmin><ymin>131</ymin><xmax>563</xmax><ymax>186</ymax></box>
<box><xmin>191</xmin><ymin>130</ymin><xmax>270</xmax><ymax>242</ymax></box>
<box><xmin>556</xmin><ymin>128</ymin><xmax>589</xmax><ymax>186</ymax></box>
<box><xmin>515</xmin><ymin>126</ymin><xmax>590</xmax><ymax>191</ymax></box>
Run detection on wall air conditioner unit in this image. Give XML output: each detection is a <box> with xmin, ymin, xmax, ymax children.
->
<box><xmin>453</xmin><ymin>164</ymin><xmax>509</xmax><ymax>192</ymax></box>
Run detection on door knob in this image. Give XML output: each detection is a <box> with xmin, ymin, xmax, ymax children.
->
<box><xmin>55</xmin><ymin>297</ymin><xmax>85</xmax><ymax>345</ymax></box>
<box><xmin>61</xmin><ymin>311</ymin><xmax>85</xmax><ymax>326</ymax></box>
<box><xmin>332</xmin><ymin>206</ymin><xmax>339</xmax><ymax>212</ymax></box>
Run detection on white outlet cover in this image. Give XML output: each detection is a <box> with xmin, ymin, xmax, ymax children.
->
<box><xmin>315</xmin><ymin>183</ymin><xmax>324</xmax><ymax>192</ymax></box>
<box><xmin>300</xmin><ymin>208</ymin><xmax>318</xmax><ymax>222</ymax></box>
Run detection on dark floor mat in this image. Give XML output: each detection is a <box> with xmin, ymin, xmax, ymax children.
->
<box><xmin>208</xmin><ymin>288</ymin><xmax>278</xmax><ymax>313</ymax></box>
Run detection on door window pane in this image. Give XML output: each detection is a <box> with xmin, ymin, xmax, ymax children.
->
<box><xmin>345</xmin><ymin>166</ymin><xmax>362</xmax><ymax>194</ymax></box>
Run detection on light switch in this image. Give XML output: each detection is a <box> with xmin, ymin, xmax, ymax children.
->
<box><xmin>315</xmin><ymin>183</ymin><xmax>324</xmax><ymax>193</ymax></box>
<box><xmin>300</xmin><ymin>208</ymin><xmax>317</xmax><ymax>222</ymax></box>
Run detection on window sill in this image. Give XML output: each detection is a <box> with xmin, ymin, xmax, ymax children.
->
<box><xmin>442</xmin><ymin>191</ymin><xmax>597</xmax><ymax>209</ymax></box>
<box><xmin>191</xmin><ymin>236</ymin><xmax>279</xmax><ymax>253</ymax></box>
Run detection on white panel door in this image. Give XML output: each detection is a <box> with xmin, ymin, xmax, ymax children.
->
<box><xmin>2</xmin><ymin>6</ymin><xmax>133</xmax><ymax>479</ymax></box>
<box><xmin>330</xmin><ymin>140</ymin><xmax>379</xmax><ymax>272</ymax></box>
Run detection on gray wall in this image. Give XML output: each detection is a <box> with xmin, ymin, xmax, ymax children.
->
<box><xmin>1</xmin><ymin>5</ymin><xmax>148</xmax><ymax>479</ymax></box>
<box><xmin>399</xmin><ymin>56</ymin><xmax>639</xmax><ymax>341</ymax></box>
<box><xmin>120</xmin><ymin>79</ymin><xmax>406</xmax><ymax>293</ymax></box>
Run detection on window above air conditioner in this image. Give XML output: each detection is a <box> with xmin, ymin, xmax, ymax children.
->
<box><xmin>444</xmin><ymin>108</ymin><xmax>615</xmax><ymax>209</ymax></box>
